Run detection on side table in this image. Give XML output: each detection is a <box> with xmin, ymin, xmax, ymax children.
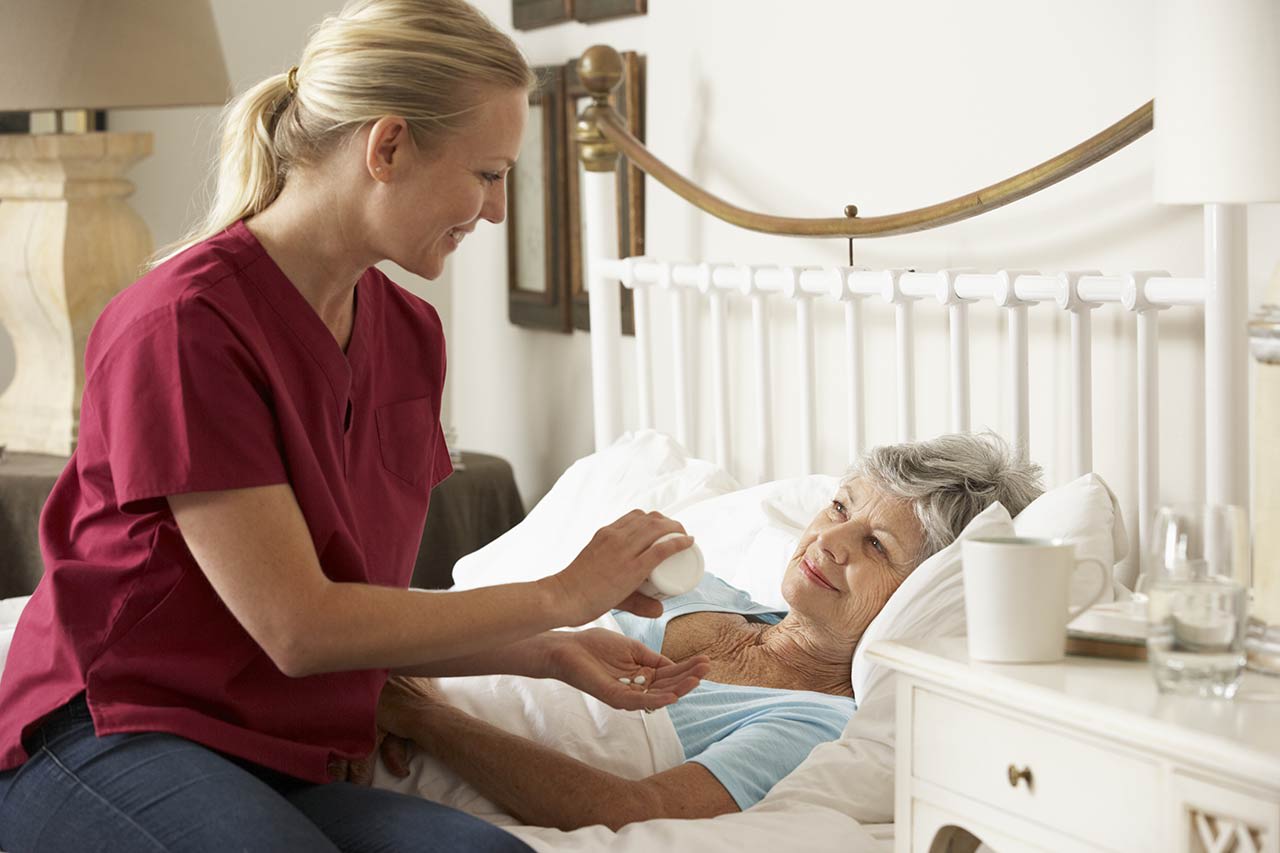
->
<box><xmin>0</xmin><ymin>450</ymin><xmax>524</xmax><ymax>597</ymax></box>
<box><xmin>867</xmin><ymin>637</ymin><xmax>1280</xmax><ymax>853</ymax></box>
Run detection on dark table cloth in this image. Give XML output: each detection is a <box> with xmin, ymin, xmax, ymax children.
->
<box><xmin>0</xmin><ymin>450</ymin><xmax>524</xmax><ymax>598</ymax></box>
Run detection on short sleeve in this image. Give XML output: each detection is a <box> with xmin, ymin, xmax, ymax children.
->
<box><xmin>88</xmin><ymin>301</ymin><xmax>288</xmax><ymax>512</ymax></box>
<box><xmin>686</xmin><ymin>701</ymin><xmax>853</xmax><ymax>810</ymax></box>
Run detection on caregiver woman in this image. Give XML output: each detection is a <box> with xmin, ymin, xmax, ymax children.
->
<box><xmin>0</xmin><ymin>2</ymin><xmax>706</xmax><ymax>851</ymax></box>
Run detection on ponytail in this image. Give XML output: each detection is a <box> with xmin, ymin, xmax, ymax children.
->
<box><xmin>149</xmin><ymin>74</ymin><xmax>293</xmax><ymax>268</ymax></box>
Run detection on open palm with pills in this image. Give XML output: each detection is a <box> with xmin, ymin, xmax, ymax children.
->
<box><xmin>544</xmin><ymin>628</ymin><xmax>710</xmax><ymax>712</ymax></box>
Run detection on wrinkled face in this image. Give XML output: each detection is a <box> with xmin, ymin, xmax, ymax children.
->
<box><xmin>780</xmin><ymin>477</ymin><xmax>926</xmax><ymax>641</ymax></box>
<box><xmin>369</xmin><ymin>87</ymin><xmax>528</xmax><ymax>280</ymax></box>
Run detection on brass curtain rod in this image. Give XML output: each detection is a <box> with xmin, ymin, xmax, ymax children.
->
<box><xmin>575</xmin><ymin>46</ymin><xmax>1153</xmax><ymax>239</ymax></box>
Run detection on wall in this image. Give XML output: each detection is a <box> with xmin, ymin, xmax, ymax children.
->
<box><xmin>451</xmin><ymin>0</ymin><xmax>1280</xmax><ymax>536</ymax></box>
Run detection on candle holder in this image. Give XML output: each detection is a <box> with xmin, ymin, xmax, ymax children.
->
<box><xmin>1248</xmin><ymin>300</ymin><xmax>1280</xmax><ymax>675</ymax></box>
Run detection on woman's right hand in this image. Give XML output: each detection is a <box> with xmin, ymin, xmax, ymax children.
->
<box><xmin>549</xmin><ymin>510</ymin><xmax>694</xmax><ymax>625</ymax></box>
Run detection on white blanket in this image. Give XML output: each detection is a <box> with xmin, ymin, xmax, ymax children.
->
<box><xmin>370</xmin><ymin>613</ymin><xmax>685</xmax><ymax>827</ymax></box>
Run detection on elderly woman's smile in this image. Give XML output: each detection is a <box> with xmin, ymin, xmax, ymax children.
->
<box><xmin>798</xmin><ymin>557</ymin><xmax>838</xmax><ymax>591</ymax></box>
<box><xmin>780</xmin><ymin>478</ymin><xmax>925</xmax><ymax>641</ymax></box>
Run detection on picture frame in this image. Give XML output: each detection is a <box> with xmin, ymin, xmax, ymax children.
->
<box><xmin>564</xmin><ymin>51</ymin><xmax>645</xmax><ymax>335</ymax></box>
<box><xmin>507</xmin><ymin>65</ymin><xmax>572</xmax><ymax>333</ymax></box>
<box><xmin>512</xmin><ymin>0</ymin><xmax>573</xmax><ymax>30</ymax></box>
<box><xmin>573</xmin><ymin>0</ymin><xmax>646</xmax><ymax>23</ymax></box>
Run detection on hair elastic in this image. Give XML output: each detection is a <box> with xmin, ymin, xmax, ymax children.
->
<box><xmin>286</xmin><ymin>66</ymin><xmax>300</xmax><ymax>93</ymax></box>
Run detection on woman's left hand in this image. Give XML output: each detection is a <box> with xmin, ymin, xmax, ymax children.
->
<box><xmin>546</xmin><ymin>628</ymin><xmax>710</xmax><ymax>712</ymax></box>
<box><xmin>327</xmin><ymin>727</ymin><xmax>392</xmax><ymax>786</ymax></box>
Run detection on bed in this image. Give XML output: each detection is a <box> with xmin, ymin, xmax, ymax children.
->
<box><xmin>480</xmin><ymin>38</ymin><xmax>1247</xmax><ymax>851</ymax></box>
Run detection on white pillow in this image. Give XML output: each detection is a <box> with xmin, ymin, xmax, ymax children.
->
<box><xmin>672</xmin><ymin>475</ymin><xmax>837</xmax><ymax>608</ymax></box>
<box><xmin>451</xmin><ymin>430</ymin><xmax>739</xmax><ymax>591</ymax></box>
<box><xmin>1013</xmin><ymin>472</ymin><xmax>1130</xmax><ymax>604</ymax></box>
<box><xmin>0</xmin><ymin>595</ymin><xmax>31</xmax><ymax>675</ymax></box>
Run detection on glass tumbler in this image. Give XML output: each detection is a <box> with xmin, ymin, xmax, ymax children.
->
<box><xmin>1145</xmin><ymin>504</ymin><xmax>1250</xmax><ymax>699</ymax></box>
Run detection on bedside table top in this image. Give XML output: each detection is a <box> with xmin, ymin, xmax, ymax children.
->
<box><xmin>867</xmin><ymin>637</ymin><xmax>1280</xmax><ymax>791</ymax></box>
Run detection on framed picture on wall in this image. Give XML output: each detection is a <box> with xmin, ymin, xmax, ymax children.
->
<box><xmin>564</xmin><ymin>51</ymin><xmax>644</xmax><ymax>335</ymax></box>
<box><xmin>507</xmin><ymin>65</ymin><xmax>572</xmax><ymax>333</ymax></box>
<box><xmin>512</xmin><ymin>0</ymin><xmax>573</xmax><ymax>30</ymax></box>
<box><xmin>574</xmin><ymin>0</ymin><xmax>646</xmax><ymax>23</ymax></box>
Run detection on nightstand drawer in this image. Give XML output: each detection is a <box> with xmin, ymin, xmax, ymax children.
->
<box><xmin>912</xmin><ymin>686</ymin><xmax>1160</xmax><ymax>852</ymax></box>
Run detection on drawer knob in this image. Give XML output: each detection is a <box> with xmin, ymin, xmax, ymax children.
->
<box><xmin>1007</xmin><ymin>764</ymin><xmax>1033</xmax><ymax>789</ymax></box>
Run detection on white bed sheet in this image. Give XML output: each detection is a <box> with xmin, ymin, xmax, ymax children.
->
<box><xmin>370</xmin><ymin>613</ymin><xmax>686</xmax><ymax>825</ymax></box>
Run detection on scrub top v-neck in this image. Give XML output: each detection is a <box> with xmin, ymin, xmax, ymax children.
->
<box><xmin>0</xmin><ymin>220</ymin><xmax>452</xmax><ymax>783</ymax></box>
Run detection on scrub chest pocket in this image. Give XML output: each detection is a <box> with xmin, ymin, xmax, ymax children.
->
<box><xmin>375</xmin><ymin>397</ymin><xmax>440</xmax><ymax>489</ymax></box>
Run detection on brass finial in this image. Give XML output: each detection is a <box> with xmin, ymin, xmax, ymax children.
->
<box><xmin>577</xmin><ymin>45</ymin><xmax>624</xmax><ymax>104</ymax></box>
<box><xmin>575</xmin><ymin>45</ymin><xmax>624</xmax><ymax>173</ymax></box>
<box><xmin>844</xmin><ymin>204</ymin><xmax>859</xmax><ymax>218</ymax></box>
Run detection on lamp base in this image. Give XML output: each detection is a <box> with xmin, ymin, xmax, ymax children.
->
<box><xmin>0</xmin><ymin>131</ymin><xmax>153</xmax><ymax>455</ymax></box>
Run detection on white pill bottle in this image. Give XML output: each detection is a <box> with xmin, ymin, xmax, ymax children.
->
<box><xmin>637</xmin><ymin>532</ymin><xmax>705</xmax><ymax>600</ymax></box>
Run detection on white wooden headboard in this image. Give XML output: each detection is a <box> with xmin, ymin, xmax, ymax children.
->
<box><xmin>571</xmin><ymin>47</ymin><xmax>1251</xmax><ymax>585</ymax></box>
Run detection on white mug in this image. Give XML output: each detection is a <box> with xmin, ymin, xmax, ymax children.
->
<box><xmin>962</xmin><ymin>537</ymin><xmax>1109</xmax><ymax>663</ymax></box>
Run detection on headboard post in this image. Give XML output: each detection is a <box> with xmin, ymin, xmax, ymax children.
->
<box><xmin>1203</xmin><ymin>204</ymin><xmax>1251</xmax><ymax>512</ymax></box>
<box><xmin>1055</xmin><ymin>271</ymin><xmax>1102</xmax><ymax>479</ymax></box>
<box><xmin>575</xmin><ymin>46</ymin><xmax>626</xmax><ymax>451</ymax></box>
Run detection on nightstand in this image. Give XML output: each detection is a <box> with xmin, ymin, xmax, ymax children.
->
<box><xmin>866</xmin><ymin>637</ymin><xmax>1280</xmax><ymax>853</ymax></box>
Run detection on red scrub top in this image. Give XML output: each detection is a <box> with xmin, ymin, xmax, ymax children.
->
<box><xmin>0</xmin><ymin>220</ymin><xmax>452</xmax><ymax>782</ymax></box>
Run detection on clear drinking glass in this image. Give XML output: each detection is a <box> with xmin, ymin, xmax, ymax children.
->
<box><xmin>1145</xmin><ymin>504</ymin><xmax>1250</xmax><ymax>699</ymax></box>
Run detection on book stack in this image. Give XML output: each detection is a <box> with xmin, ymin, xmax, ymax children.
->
<box><xmin>1066</xmin><ymin>599</ymin><xmax>1147</xmax><ymax>661</ymax></box>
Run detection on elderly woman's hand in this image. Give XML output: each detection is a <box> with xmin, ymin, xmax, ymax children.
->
<box><xmin>326</xmin><ymin>677</ymin><xmax>440</xmax><ymax>785</ymax></box>
<box><xmin>325</xmin><ymin>726</ymin><xmax>417</xmax><ymax>785</ymax></box>
<box><xmin>547</xmin><ymin>628</ymin><xmax>710</xmax><ymax>712</ymax></box>
<box><xmin>326</xmin><ymin>727</ymin><xmax>392</xmax><ymax>785</ymax></box>
<box><xmin>378</xmin><ymin>676</ymin><xmax>445</xmax><ymax>736</ymax></box>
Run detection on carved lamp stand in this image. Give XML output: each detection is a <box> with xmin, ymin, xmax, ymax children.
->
<box><xmin>0</xmin><ymin>0</ymin><xmax>229</xmax><ymax>455</ymax></box>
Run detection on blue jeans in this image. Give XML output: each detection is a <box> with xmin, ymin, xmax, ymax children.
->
<box><xmin>0</xmin><ymin>695</ymin><xmax>532</xmax><ymax>853</ymax></box>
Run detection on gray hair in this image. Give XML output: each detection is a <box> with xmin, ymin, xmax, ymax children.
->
<box><xmin>846</xmin><ymin>432</ymin><xmax>1044</xmax><ymax>563</ymax></box>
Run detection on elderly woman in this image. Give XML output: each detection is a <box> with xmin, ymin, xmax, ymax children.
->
<box><xmin>375</xmin><ymin>432</ymin><xmax>1044</xmax><ymax>831</ymax></box>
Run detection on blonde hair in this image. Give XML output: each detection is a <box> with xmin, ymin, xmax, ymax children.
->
<box><xmin>151</xmin><ymin>0</ymin><xmax>533</xmax><ymax>268</ymax></box>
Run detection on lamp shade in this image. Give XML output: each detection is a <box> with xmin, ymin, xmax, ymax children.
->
<box><xmin>0</xmin><ymin>0</ymin><xmax>230</xmax><ymax>111</ymax></box>
<box><xmin>1155</xmin><ymin>0</ymin><xmax>1280</xmax><ymax>203</ymax></box>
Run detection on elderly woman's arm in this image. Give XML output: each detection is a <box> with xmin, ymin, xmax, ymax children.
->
<box><xmin>379</xmin><ymin>679</ymin><xmax>739</xmax><ymax>830</ymax></box>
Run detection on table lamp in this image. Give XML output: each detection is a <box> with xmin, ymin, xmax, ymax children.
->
<box><xmin>1154</xmin><ymin>0</ymin><xmax>1280</xmax><ymax>673</ymax></box>
<box><xmin>0</xmin><ymin>0</ymin><xmax>230</xmax><ymax>456</ymax></box>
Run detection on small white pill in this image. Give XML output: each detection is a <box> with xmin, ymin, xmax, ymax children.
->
<box><xmin>618</xmin><ymin>677</ymin><xmax>631</xmax><ymax>685</ymax></box>
<box><xmin>633</xmin><ymin>675</ymin><xmax>646</xmax><ymax>685</ymax></box>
